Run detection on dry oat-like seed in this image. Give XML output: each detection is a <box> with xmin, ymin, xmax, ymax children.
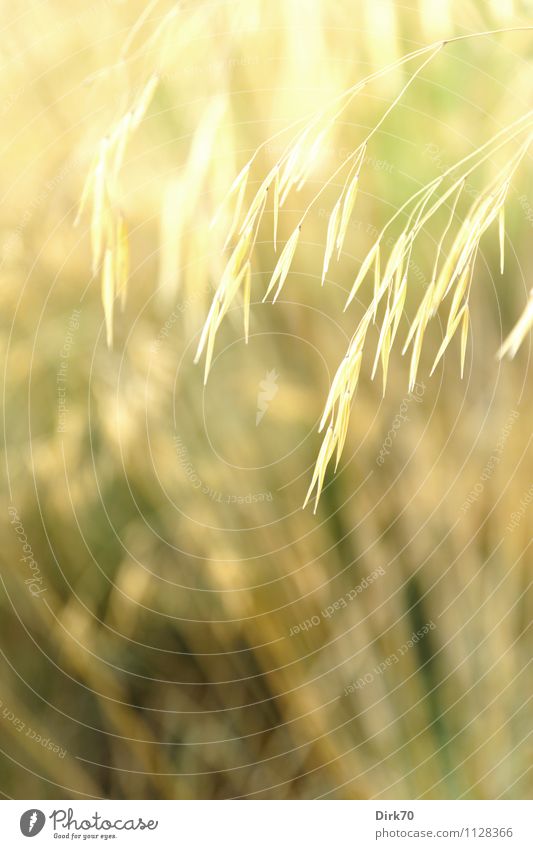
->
<box><xmin>273</xmin><ymin>169</ymin><xmax>280</xmax><ymax>252</ymax></box>
<box><xmin>345</xmin><ymin>239</ymin><xmax>381</xmax><ymax>309</ymax></box>
<box><xmin>243</xmin><ymin>262</ymin><xmax>251</xmax><ymax>343</ymax></box>
<box><xmin>460</xmin><ymin>305</ymin><xmax>469</xmax><ymax>378</ymax></box>
<box><xmin>430</xmin><ymin>303</ymin><xmax>468</xmax><ymax>375</ymax></box>
<box><xmin>499</xmin><ymin>205</ymin><xmax>505</xmax><ymax>274</ymax></box>
<box><xmin>336</xmin><ymin>145</ymin><xmax>366</xmax><ymax>259</ymax></box>
<box><xmin>497</xmin><ymin>289</ymin><xmax>533</xmax><ymax>359</ymax></box>
<box><xmin>322</xmin><ymin>200</ymin><xmax>341</xmax><ymax>285</ymax></box>
<box><xmin>303</xmin><ymin>425</ymin><xmax>336</xmax><ymax>513</ymax></box>
<box><xmin>130</xmin><ymin>74</ymin><xmax>159</xmax><ymax>130</ymax></box>
<box><xmin>101</xmin><ymin>248</ymin><xmax>115</xmax><ymax>348</ymax></box>
<box><xmin>264</xmin><ymin>225</ymin><xmax>301</xmax><ymax>302</ymax></box>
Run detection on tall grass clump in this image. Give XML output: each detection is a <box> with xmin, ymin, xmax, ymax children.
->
<box><xmin>2</xmin><ymin>0</ymin><xmax>532</xmax><ymax>802</ymax></box>
<box><xmin>196</xmin><ymin>28</ymin><xmax>533</xmax><ymax>511</ymax></box>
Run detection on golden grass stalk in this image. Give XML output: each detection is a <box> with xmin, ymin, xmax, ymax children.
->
<box><xmin>499</xmin><ymin>205</ymin><xmax>505</xmax><ymax>275</ymax></box>
<box><xmin>76</xmin><ymin>75</ymin><xmax>159</xmax><ymax>347</ymax></box>
<box><xmin>497</xmin><ymin>290</ymin><xmax>533</xmax><ymax>360</ymax></box>
<box><xmin>263</xmin><ymin>225</ymin><xmax>301</xmax><ymax>302</ymax></box>
<box><xmin>460</xmin><ymin>305</ymin><xmax>470</xmax><ymax>379</ymax></box>
<box><xmin>336</xmin><ymin>144</ymin><xmax>366</xmax><ymax>260</ymax></box>
<box><xmin>191</xmin><ymin>28</ymin><xmax>532</xmax><ymax>509</ymax></box>
<box><xmin>322</xmin><ymin>200</ymin><xmax>341</xmax><ymax>285</ymax></box>
<box><xmin>306</xmin><ymin>127</ymin><xmax>530</xmax><ymax>509</ymax></box>
<box><xmin>345</xmin><ymin>239</ymin><xmax>381</xmax><ymax>310</ymax></box>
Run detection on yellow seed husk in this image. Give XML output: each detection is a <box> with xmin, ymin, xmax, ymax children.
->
<box><xmin>408</xmin><ymin>309</ymin><xmax>430</xmax><ymax>392</ymax></box>
<box><xmin>346</xmin><ymin>349</ymin><xmax>363</xmax><ymax>397</ymax></box>
<box><xmin>111</xmin><ymin>112</ymin><xmax>132</xmax><ymax>184</ymax></box>
<box><xmin>195</xmin><ymin>222</ymin><xmax>254</xmax><ymax>367</ymax></box>
<box><xmin>319</xmin><ymin>358</ymin><xmax>350</xmax><ymax>433</ymax></box>
<box><xmin>382</xmin><ymin>231</ymin><xmax>407</xmax><ymax>293</ymax></box>
<box><xmin>345</xmin><ymin>239</ymin><xmax>381</xmax><ymax>309</ymax></box>
<box><xmin>115</xmin><ymin>214</ymin><xmax>129</xmax><ymax>310</ymax></box>
<box><xmin>223</xmin><ymin>166</ymin><xmax>250</xmax><ymax>250</ymax></box>
<box><xmin>334</xmin><ymin>392</ymin><xmax>352</xmax><ymax>470</ymax></box>
<box><xmin>447</xmin><ymin>261</ymin><xmax>472</xmax><ymax>330</ymax></box>
<box><xmin>243</xmin><ymin>262</ymin><xmax>251</xmax><ymax>343</ymax></box>
<box><xmin>91</xmin><ymin>138</ymin><xmax>109</xmax><ymax>273</ymax></box>
<box><xmin>381</xmin><ymin>324</ymin><xmax>392</xmax><ymax>396</ymax></box>
<box><xmin>211</xmin><ymin>162</ymin><xmax>250</xmax><ymax>230</ymax></box>
<box><xmin>460</xmin><ymin>305</ymin><xmax>469</xmax><ymax>378</ymax></box>
<box><xmin>336</xmin><ymin>174</ymin><xmax>359</xmax><ymax>259</ymax></box>
<box><xmin>303</xmin><ymin>425</ymin><xmax>336</xmax><ymax>513</ymax></box>
<box><xmin>130</xmin><ymin>74</ymin><xmax>159</xmax><ymax>130</ymax></box>
<box><xmin>203</xmin><ymin>301</ymin><xmax>221</xmax><ymax>384</ymax></box>
<box><xmin>239</xmin><ymin>165</ymin><xmax>277</xmax><ymax>236</ymax></box>
<box><xmin>336</xmin><ymin>146</ymin><xmax>365</xmax><ymax>259</ymax></box>
<box><xmin>403</xmin><ymin>284</ymin><xmax>433</xmax><ymax>355</ymax></box>
<box><xmin>499</xmin><ymin>205</ymin><xmax>505</xmax><ymax>274</ymax></box>
<box><xmin>391</xmin><ymin>273</ymin><xmax>407</xmax><ymax>344</ymax></box>
<box><xmin>371</xmin><ymin>304</ymin><xmax>391</xmax><ymax>380</ymax></box>
<box><xmin>430</xmin><ymin>303</ymin><xmax>468</xmax><ymax>376</ymax></box>
<box><xmin>74</xmin><ymin>148</ymin><xmax>98</xmax><ymax>227</ymax></box>
<box><xmin>322</xmin><ymin>199</ymin><xmax>341</xmax><ymax>285</ymax></box>
<box><xmin>273</xmin><ymin>169</ymin><xmax>280</xmax><ymax>252</ymax></box>
<box><xmin>294</xmin><ymin>124</ymin><xmax>332</xmax><ymax>193</ymax></box>
<box><xmin>373</xmin><ymin>243</ymin><xmax>381</xmax><ymax>310</ymax></box>
<box><xmin>279</xmin><ymin>125</ymin><xmax>313</xmax><ymax>199</ymax></box>
<box><xmin>429</xmin><ymin>179</ymin><xmax>464</xmax><ymax>290</ymax></box>
<box><xmin>220</xmin><ymin>258</ymin><xmax>250</xmax><ymax>316</ymax></box>
<box><xmin>264</xmin><ymin>225</ymin><xmax>300</xmax><ymax>302</ymax></box>
<box><xmin>194</xmin><ymin>297</ymin><xmax>219</xmax><ymax>365</ymax></box>
<box><xmin>497</xmin><ymin>289</ymin><xmax>533</xmax><ymax>359</ymax></box>
<box><xmin>101</xmin><ymin>248</ymin><xmax>115</xmax><ymax>348</ymax></box>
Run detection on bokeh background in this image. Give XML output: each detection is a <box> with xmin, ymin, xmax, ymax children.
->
<box><xmin>1</xmin><ymin>0</ymin><xmax>532</xmax><ymax>799</ymax></box>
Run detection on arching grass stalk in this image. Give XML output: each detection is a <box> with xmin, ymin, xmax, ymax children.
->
<box><xmin>193</xmin><ymin>27</ymin><xmax>533</xmax><ymax>509</ymax></box>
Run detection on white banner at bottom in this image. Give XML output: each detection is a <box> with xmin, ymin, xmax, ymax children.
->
<box><xmin>1</xmin><ymin>800</ymin><xmax>531</xmax><ymax>847</ymax></box>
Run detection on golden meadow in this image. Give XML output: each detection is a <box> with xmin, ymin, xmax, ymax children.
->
<box><xmin>1</xmin><ymin>0</ymin><xmax>532</xmax><ymax>799</ymax></box>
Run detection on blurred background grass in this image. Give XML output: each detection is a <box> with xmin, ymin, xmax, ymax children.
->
<box><xmin>1</xmin><ymin>0</ymin><xmax>532</xmax><ymax>799</ymax></box>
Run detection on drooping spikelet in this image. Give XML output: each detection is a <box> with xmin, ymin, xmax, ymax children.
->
<box><xmin>499</xmin><ymin>205</ymin><xmax>505</xmax><ymax>275</ymax></box>
<box><xmin>345</xmin><ymin>239</ymin><xmax>381</xmax><ymax>309</ymax></box>
<box><xmin>498</xmin><ymin>289</ymin><xmax>533</xmax><ymax>360</ymax></box>
<box><xmin>321</xmin><ymin>200</ymin><xmax>341</xmax><ymax>285</ymax></box>
<box><xmin>336</xmin><ymin>144</ymin><xmax>366</xmax><ymax>259</ymax></box>
<box><xmin>76</xmin><ymin>75</ymin><xmax>158</xmax><ymax>346</ymax></box>
<box><xmin>264</xmin><ymin>225</ymin><xmax>301</xmax><ymax>302</ymax></box>
<box><xmin>191</xmin><ymin>36</ymin><xmax>532</xmax><ymax>510</ymax></box>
